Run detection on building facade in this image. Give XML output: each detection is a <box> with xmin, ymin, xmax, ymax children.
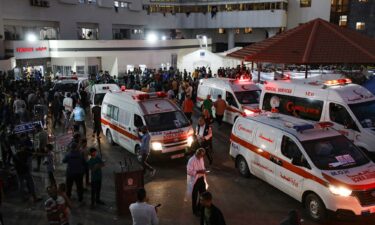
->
<box><xmin>0</xmin><ymin>0</ymin><xmax>331</xmax><ymax>74</ymax></box>
<box><xmin>330</xmin><ymin>0</ymin><xmax>374</xmax><ymax>38</ymax></box>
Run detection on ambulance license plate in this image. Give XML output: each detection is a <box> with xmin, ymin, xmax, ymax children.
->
<box><xmin>171</xmin><ymin>153</ymin><xmax>185</xmax><ymax>159</ymax></box>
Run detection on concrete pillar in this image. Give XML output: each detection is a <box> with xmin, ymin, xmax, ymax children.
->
<box><xmin>59</xmin><ymin>20</ymin><xmax>77</xmax><ymax>40</ymax></box>
<box><xmin>99</xmin><ymin>22</ymin><xmax>112</xmax><ymax>40</ymax></box>
<box><xmin>227</xmin><ymin>29</ymin><xmax>235</xmax><ymax>50</ymax></box>
<box><xmin>266</xmin><ymin>28</ymin><xmax>279</xmax><ymax>38</ymax></box>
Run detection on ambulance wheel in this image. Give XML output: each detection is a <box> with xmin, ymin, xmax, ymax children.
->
<box><xmin>106</xmin><ymin>130</ymin><xmax>114</xmax><ymax>146</ymax></box>
<box><xmin>236</xmin><ymin>156</ymin><xmax>250</xmax><ymax>178</ymax></box>
<box><xmin>305</xmin><ymin>193</ymin><xmax>326</xmax><ymax>222</ymax></box>
<box><xmin>135</xmin><ymin>145</ymin><xmax>143</xmax><ymax>163</ymax></box>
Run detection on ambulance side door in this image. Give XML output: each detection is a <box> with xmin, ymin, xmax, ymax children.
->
<box><xmin>225</xmin><ymin>91</ymin><xmax>240</xmax><ymax>123</ymax></box>
<box><xmin>252</xmin><ymin>125</ymin><xmax>277</xmax><ymax>185</ymax></box>
<box><xmin>274</xmin><ymin>134</ymin><xmax>308</xmax><ymax>199</ymax></box>
<box><xmin>328</xmin><ymin>102</ymin><xmax>359</xmax><ymax>142</ymax></box>
<box><xmin>118</xmin><ymin>108</ymin><xmax>133</xmax><ymax>151</ymax></box>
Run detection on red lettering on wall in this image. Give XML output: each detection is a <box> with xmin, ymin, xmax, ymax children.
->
<box><xmin>16</xmin><ymin>47</ymin><xmax>34</xmax><ymax>53</ymax></box>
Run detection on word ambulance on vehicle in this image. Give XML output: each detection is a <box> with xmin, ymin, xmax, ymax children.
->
<box><xmin>196</xmin><ymin>78</ymin><xmax>261</xmax><ymax>124</ymax></box>
<box><xmin>89</xmin><ymin>84</ymin><xmax>120</xmax><ymax>108</ymax></box>
<box><xmin>259</xmin><ymin>78</ymin><xmax>375</xmax><ymax>158</ymax></box>
<box><xmin>230</xmin><ymin>113</ymin><xmax>375</xmax><ymax>221</ymax></box>
<box><xmin>101</xmin><ymin>89</ymin><xmax>194</xmax><ymax>160</ymax></box>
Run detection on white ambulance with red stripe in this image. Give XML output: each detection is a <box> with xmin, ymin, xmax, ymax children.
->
<box><xmin>196</xmin><ymin>78</ymin><xmax>261</xmax><ymax>124</ymax></box>
<box><xmin>101</xmin><ymin>90</ymin><xmax>194</xmax><ymax>160</ymax></box>
<box><xmin>260</xmin><ymin>78</ymin><xmax>375</xmax><ymax>159</ymax></box>
<box><xmin>230</xmin><ymin>113</ymin><xmax>375</xmax><ymax>221</ymax></box>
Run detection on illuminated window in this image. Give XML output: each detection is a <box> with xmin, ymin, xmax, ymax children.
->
<box><xmin>339</xmin><ymin>15</ymin><xmax>347</xmax><ymax>27</ymax></box>
<box><xmin>244</xmin><ymin>27</ymin><xmax>253</xmax><ymax>34</ymax></box>
<box><xmin>235</xmin><ymin>29</ymin><xmax>240</xmax><ymax>34</ymax></box>
<box><xmin>356</xmin><ymin>22</ymin><xmax>365</xmax><ymax>30</ymax></box>
<box><xmin>300</xmin><ymin>0</ymin><xmax>311</xmax><ymax>7</ymax></box>
<box><xmin>218</xmin><ymin>28</ymin><xmax>225</xmax><ymax>34</ymax></box>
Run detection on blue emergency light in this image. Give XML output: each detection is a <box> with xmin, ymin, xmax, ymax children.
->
<box><xmin>293</xmin><ymin>124</ymin><xmax>314</xmax><ymax>132</ymax></box>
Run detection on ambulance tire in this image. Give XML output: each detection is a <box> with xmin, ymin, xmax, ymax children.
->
<box><xmin>135</xmin><ymin>145</ymin><xmax>143</xmax><ymax>163</ymax></box>
<box><xmin>304</xmin><ymin>193</ymin><xmax>327</xmax><ymax>222</ymax></box>
<box><xmin>236</xmin><ymin>156</ymin><xmax>251</xmax><ymax>178</ymax></box>
<box><xmin>106</xmin><ymin>130</ymin><xmax>115</xmax><ymax>146</ymax></box>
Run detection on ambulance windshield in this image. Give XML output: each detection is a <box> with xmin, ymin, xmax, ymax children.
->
<box><xmin>349</xmin><ymin>100</ymin><xmax>375</xmax><ymax>129</ymax></box>
<box><xmin>234</xmin><ymin>90</ymin><xmax>260</xmax><ymax>105</ymax></box>
<box><xmin>144</xmin><ymin>111</ymin><xmax>190</xmax><ymax>132</ymax></box>
<box><xmin>302</xmin><ymin>136</ymin><xmax>369</xmax><ymax>170</ymax></box>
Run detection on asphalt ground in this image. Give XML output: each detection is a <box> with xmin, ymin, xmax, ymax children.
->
<box><xmin>3</xmin><ymin>111</ymin><xmax>375</xmax><ymax>225</ymax></box>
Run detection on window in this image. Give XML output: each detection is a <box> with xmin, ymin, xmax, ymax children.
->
<box><xmin>300</xmin><ymin>0</ymin><xmax>311</xmax><ymax>7</ymax></box>
<box><xmin>218</xmin><ymin>28</ymin><xmax>225</xmax><ymax>34</ymax></box>
<box><xmin>356</xmin><ymin>22</ymin><xmax>365</xmax><ymax>30</ymax></box>
<box><xmin>226</xmin><ymin>92</ymin><xmax>239</xmax><ymax>109</ymax></box>
<box><xmin>106</xmin><ymin>105</ymin><xmax>119</xmax><ymax>121</ymax></box>
<box><xmin>76</xmin><ymin>66</ymin><xmax>85</xmax><ymax>75</ymax></box>
<box><xmin>119</xmin><ymin>110</ymin><xmax>131</xmax><ymax>126</ymax></box>
<box><xmin>114</xmin><ymin>1</ymin><xmax>128</xmax><ymax>8</ymax></box>
<box><xmin>262</xmin><ymin>93</ymin><xmax>323</xmax><ymax>121</ymax></box>
<box><xmin>339</xmin><ymin>15</ymin><xmax>347</xmax><ymax>27</ymax></box>
<box><xmin>244</xmin><ymin>27</ymin><xmax>253</xmax><ymax>34</ymax></box>
<box><xmin>134</xmin><ymin>114</ymin><xmax>144</xmax><ymax>128</ymax></box>
<box><xmin>281</xmin><ymin>136</ymin><xmax>302</xmax><ymax>160</ymax></box>
<box><xmin>88</xmin><ymin>65</ymin><xmax>98</xmax><ymax>75</ymax></box>
<box><xmin>210</xmin><ymin>88</ymin><xmax>223</xmax><ymax>100</ymax></box>
<box><xmin>329</xmin><ymin>103</ymin><xmax>358</xmax><ymax>130</ymax></box>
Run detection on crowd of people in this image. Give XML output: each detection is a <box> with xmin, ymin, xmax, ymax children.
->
<box><xmin>0</xmin><ymin>65</ymin><xmax>302</xmax><ymax>225</ymax></box>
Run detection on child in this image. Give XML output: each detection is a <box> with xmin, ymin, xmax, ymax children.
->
<box><xmin>87</xmin><ymin>147</ymin><xmax>105</xmax><ymax>208</ymax></box>
<box><xmin>44</xmin><ymin>144</ymin><xmax>56</xmax><ymax>186</ymax></box>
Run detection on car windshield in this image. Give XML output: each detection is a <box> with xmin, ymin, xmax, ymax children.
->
<box><xmin>94</xmin><ymin>93</ymin><xmax>106</xmax><ymax>105</ymax></box>
<box><xmin>144</xmin><ymin>111</ymin><xmax>190</xmax><ymax>132</ymax></box>
<box><xmin>234</xmin><ymin>90</ymin><xmax>260</xmax><ymax>105</ymax></box>
<box><xmin>54</xmin><ymin>83</ymin><xmax>77</xmax><ymax>93</ymax></box>
<box><xmin>302</xmin><ymin>136</ymin><xmax>369</xmax><ymax>170</ymax></box>
<box><xmin>349</xmin><ymin>100</ymin><xmax>375</xmax><ymax>129</ymax></box>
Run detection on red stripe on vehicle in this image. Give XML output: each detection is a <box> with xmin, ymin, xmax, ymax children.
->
<box><xmin>101</xmin><ymin>118</ymin><xmax>139</xmax><ymax>141</ymax></box>
<box><xmin>322</xmin><ymin>173</ymin><xmax>375</xmax><ymax>191</ymax></box>
<box><xmin>230</xmin><ymin>133</ymin><xmax>327</xmax><ymax>187</ymax></box>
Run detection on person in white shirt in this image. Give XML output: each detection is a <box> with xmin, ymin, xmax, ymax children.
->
<box><xmin>186</xmin><ymin>148</ymin><xmax>207</xmax><ymax>216</ymax></box>
<box><xmin>63</xmin><ymin>93</ymin><xmax>74</xmax><ymax>129</ymax></box>
<box><xmin>129</xmin><ymin>188</ymin><xmax>159</xmax><ymax>225</ymax></box>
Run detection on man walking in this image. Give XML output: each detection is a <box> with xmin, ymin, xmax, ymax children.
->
<box><xmin>213</xmin><ymin>94</ymin><xmax>227</xmax><ymax>127</ymax></box>
<box><xmin>70</xmin><ymin>102</ymin><xmax>86</xmax><ymax>136</ymax></box>
<box><xmin>187</xmin><ymin>148</ymin><xmax>207</xmax><ymax>216</ymax></box>
<box><xmin>63</xmin><ymin>142</ymin><xmax>85</xmax><ymax>203</ymax></box>
<box><xmin>200</xmin><ymin>192</ymin><xmax>226</xmax><ymax>225</ymax></box>
<box><xmin>129</xmin><ymin>188</ymin><xmax>159</xmax><ymax>225</ymax></box>
<box><xmin>196</xmin><ymin>117</ymin><xmax>213</xmax><ymax>165</ymax></box>
<box><xmin>91</xmin><ymin>99</ymin><xmax>101</xmax><ymax>139</ymax></box>
<box><xmin>182</xmin><ymin>95</ymin><xmax>194</xmax><ymax>123</ymax></box>
<box><xmin>87</xmin><ymin>147</ymin><xmax>105</xmax><ymax>208</ymax></box>
<box><xmin>139</xmin><ymin>126</ymin><xmax>156</xmax><ymax>177</ymax></box>
<box><xmin>202</xmin><ymin>95</ymin><xmax>213</xmax><ymax>118</ymax></box>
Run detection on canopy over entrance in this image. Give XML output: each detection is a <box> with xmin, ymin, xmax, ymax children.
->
<box><xmin>228</xmin><ymin>18</ymin><xmax>375</xmax><ymax>65</ymax></box>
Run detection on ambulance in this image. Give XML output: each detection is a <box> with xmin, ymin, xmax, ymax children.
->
<box><xmin>89</xmin><ymin>83</ymin><xmax>120</xmax><ymax>108</ymax></box>
<box><xmin>230</xmin><ymin>113</ymin><xmax>375</xmax><ymax>221</ymax></box>
<box><xmin>101</xmin><ymin>90</ymin><xmax>194</xmax><ymax>160</ymax></box>
<box><xmin>196</xmin><ymin>78</ymin><xmax>261</xmax><ymax>124</ymax></box>
<box><xmin>259</xmin><ymin>78</ymin><xmax>375</xmax><ymax>159</ymax></box>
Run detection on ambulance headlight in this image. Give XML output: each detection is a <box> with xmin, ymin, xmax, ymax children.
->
<box><xmin>329</xmin><ymin>185</ymin><xmax>352</xmax><ymax>197</ymax></box>
<box><xmin>151</xmin><ymin>142</ymin><xmax>163</xmax><ymax>151</ymax></box>
<box><xmin>187</xmin><ymin>136</ymin><xmax>194</xmax><ymax>147</ymax></box>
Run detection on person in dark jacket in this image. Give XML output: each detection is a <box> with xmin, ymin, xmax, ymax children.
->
<box><xmin>52</xmin><ymin>95</ymin><xmax>61</xmax><ymax>129</ymax></box>
<box><xmin>200</xmin><ymin>192</ymin><xmax>226</xmax><ymax>225</ymax></box>
<box><xmin>63</xmin><ymin>142</ymin><xmax>85</xmax><ymax>203</ymax></box>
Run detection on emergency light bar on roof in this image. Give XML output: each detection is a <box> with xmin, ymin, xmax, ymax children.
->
<box><xmin>324</xmin><ymin>78</ymin><xmax>352</xmax><ymax>87</ymax></box>
<box><xmin>133</xmin><ymin>92</ymin><xmax>167</xmax><ymax>101</ymax></box>
<box><xmin>285</xmin><ymin>121</ymin><xmax>334</xmax><ymax>133</ymax></box>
